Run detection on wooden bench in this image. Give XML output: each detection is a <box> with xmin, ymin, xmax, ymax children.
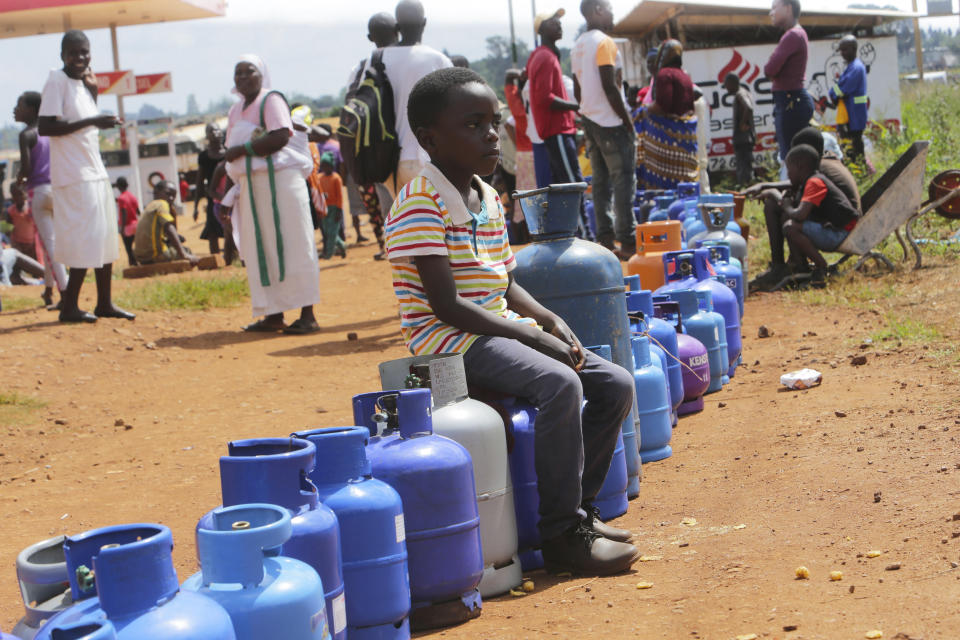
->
<box><xmin>122</xmin><ymin>254</ymin><xmax>223</xmax><ymax>279</ymax></box>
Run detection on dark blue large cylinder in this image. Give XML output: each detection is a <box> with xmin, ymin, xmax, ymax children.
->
<box><xmin>33</xmin><ymin>524</ymin><xmax>236</xmax><ymax>640</ymax></box>
<box><xmin>292</xmin><ymin>427</ymin><xmax>411</xmax><ymax>640</ymax></box>
<box><xmin>201</xmin><ymin>438</ymin><xmax>346</xmax><ymax>640</ymax></box>
<box><xmin>584</xmin><ymin>344</ymin><xmax>629</xmax><ymax>520</ymax></box>
<box><xmin>512</xmin><ymin>183</ymin><xmax>641</xmax><ymax>499</ymax></box>
<box><xmin>501</xmin><ymin>398</ymin><xmax>542</xmax><ymax>571</ymax></box>
<box><xmin>352</xmin><ymin>389</ymin><xmax>483</xmax><ymax>632</ymax></box>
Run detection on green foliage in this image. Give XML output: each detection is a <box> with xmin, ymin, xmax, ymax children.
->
<box><xmin>472</xmin><ymin>36</ymin><xmax>532</xmax><ymax>101</ymax></box>
<box><xmin>0</xmin><ymin>294</ymin><xmax>41</xmax><ymax>312</ymax></box>
<box><xmin>115</xmin><ymin>274</ymin><xmax>249</xmax><ymax>311</ymax></box>
<box><xmin>0</xmin><ymin>391</ymin><xmax>46</xmax><ymax>426</ymax></box>
<box><xmin>869</xmin><ymin>313</ymin><xmax>942</xmax><ymax>345</ymax></box>
<box><xmin>0</xmin><ymin>392</ymin><xmax>43</xmax><ymax>408</ymax></box>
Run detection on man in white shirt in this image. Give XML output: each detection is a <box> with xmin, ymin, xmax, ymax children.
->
<box><xmin>38</xmin><ymin>30</ymin><xmax>134</xmax><ymax>323</ymax></box>
<box><xmin>571</xmin><ymin>0</ymin><xmax>637</xmax><ymax>258</ymax></box>
<box><xmin>380</xmin><ymin>0</ymin><xmax>452</xmax><ymax>197</ymax></box>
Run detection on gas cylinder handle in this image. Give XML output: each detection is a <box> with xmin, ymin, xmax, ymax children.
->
<box><xmin>652</xmin><ymin>301</ymin><xmax>683</xmax><ymax>333</ymax></box>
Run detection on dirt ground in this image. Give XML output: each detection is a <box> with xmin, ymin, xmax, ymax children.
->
<box><xmin>1</xmin><ymin>210</ymin><xmax>959</xmax><ymax>640</ymax></box>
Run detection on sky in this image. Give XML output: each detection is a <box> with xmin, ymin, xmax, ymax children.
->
<box><xmin>0</xmin><ymin>0</ymin><xmax>954</xmax><ymax>129</ymax></box>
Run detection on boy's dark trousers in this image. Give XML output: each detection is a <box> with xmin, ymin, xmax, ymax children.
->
<box><xmin>461</xmin><ymin>335</ymin><xmax>634</xmax><ymax>540</ymax></box>
<box><xmin>121</xmin><ymin>234</ymin><xmax>137</xmax><ymax>266</ymax></box>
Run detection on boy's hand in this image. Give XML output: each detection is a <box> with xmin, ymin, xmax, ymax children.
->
<box><xmin>524</xmin><ymin>329</ymin><xmax>581</xmax><ymax>370</ymax></box>
<box><xmin>548</xmin><ymin>320</ymin><xmax>587</xmax><ymax>371</ymax></box>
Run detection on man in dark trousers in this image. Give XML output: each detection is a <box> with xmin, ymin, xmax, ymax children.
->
<box><xmin>724</xmin><ymin>73</ymin><xmax>756</xmax><ymax>187</ymax></box>
<box><xmin>828</xmin><ymin>34</ymin><xmax>869</xmax><ymax>165</ymax></box>
<box><xmin>572</xmin><ymin>0</ymin><xmax>637</xmax><ymax>257</ymax></box>
<box><xmin>526</xmin><ymin>8</ymin><xmax>594</xmax><ymax>241</ymax></box>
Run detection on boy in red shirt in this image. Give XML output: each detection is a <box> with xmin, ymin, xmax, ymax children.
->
<box><xmin>773</xmin><ymin>144</ymin><xmax>859</xmax><ymax>287</ymax></box>
<box><xmin>115</xmin><ymin>176</ymin><xmax>140</xmax><ymax>266</ymax></box>
<box><xmin>317</xmin><ymin>153</ymin><xmax>347</xmax><ymax>259</ymax></box>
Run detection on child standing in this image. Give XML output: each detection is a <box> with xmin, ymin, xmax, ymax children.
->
<box><xmin>115</xmin><ymin>176</ymin><xmax>140</xmax><ymax>266</ymax></box>
<box><xmin>724</xmin><ymin>72</ymin><xmax>756</xmax><ymax>187</ymax></box>
<box><xmin>384</xmin><ymin>67</ymin><xmax>639</xmax><ymax>576</ymax></box>
<box><xmin>317</xmin><ymin>152</ymin><xmax>347</xmax><ymax>259</ymax></box>
<box><xmin>15</xmin><ymin>90</ymin><xmax>66</xmax><ymax>308</ymax></box>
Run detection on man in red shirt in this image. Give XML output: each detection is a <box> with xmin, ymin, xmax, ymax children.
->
<box><xmin>525</xmin><ymin>8</ymin><xmax>594</xmax><ymax>240</ymax></box>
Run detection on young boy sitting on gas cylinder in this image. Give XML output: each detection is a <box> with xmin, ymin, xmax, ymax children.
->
<box><xmin>383</xmin><ymin>67</ymin><xmax>639</xmax><ymax>576</ymax></box>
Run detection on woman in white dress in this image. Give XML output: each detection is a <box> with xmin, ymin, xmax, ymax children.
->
<box><xmin>220</xmin><ymin>54</ymin><xmax>322</xmax><ymax>334</ymax></box>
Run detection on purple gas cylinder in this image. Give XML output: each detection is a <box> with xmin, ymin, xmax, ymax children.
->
<box><xmin>352</xmin><ymin>389</ymin><xmax>483</xmax><ymax>631</ymax></box>
<box><xmin>653</xmin><ymin>299</ymin><xmax>710</xmax><ymax>416</ymax></box>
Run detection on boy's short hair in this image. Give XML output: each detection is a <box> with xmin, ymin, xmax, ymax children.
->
<box><xmin>407</xmin><ymin>67</ymin><xmax>489</xmax><ymax>132</ymax></box>
<box><xmin>724</xmin><ymin>72</ymin><xmax>740</xmax><ymax>87</ymax></box>
<box><xmin>786</xmin><ymin>144</ymin><xmax>820</xmax><ymax>175</ymax></box>
<box><xmin>20</xmin><ymin>91</ymin><xmax>42</xmax><ymax>112</ymax></box>
<box><xmin>790</xmin><ymin>126</ymin><xmax>824</xmax><ymax>157</ymax></box>
<box><xmin>784</xmin><ymin>0</ymin><xmax>801</xmax><ymax>18</ymax></box>
<box><xmin>61</xmin><ymin>29</ymin><xmax>89</xmax><ymax>52</ymax></box>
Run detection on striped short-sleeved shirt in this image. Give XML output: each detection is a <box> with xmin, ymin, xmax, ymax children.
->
<box><xmin>385</xmin><ymin>162</ymin><xmax>537</xmax><ymax>355</ymax></box>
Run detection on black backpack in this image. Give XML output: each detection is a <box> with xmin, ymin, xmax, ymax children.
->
<box><xmin>337</xmin><ymin>49</ymin><xmax>399</xmax><ymax>185</ymax></box>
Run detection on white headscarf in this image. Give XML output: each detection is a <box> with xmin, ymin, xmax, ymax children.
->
<box><xmin>232</xmin><ymin>53</ymin><xmax>271</xmax><ymax>95</ymax></box>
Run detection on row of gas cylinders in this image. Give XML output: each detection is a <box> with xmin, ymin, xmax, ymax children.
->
<box><xmin>4</xmin><ymin>183</ymin><xmax>747</xmax><ymax>640</ymax></box>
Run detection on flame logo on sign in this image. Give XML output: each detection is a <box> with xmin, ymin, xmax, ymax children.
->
<box><xmin>717</xmin><ymin>50</ymin><xmax>762</xmax><ymax>84</ymax></box>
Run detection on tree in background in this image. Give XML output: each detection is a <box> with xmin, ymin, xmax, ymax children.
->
<box><xmin>186</xmin><ymin>94</ymin><xmax>200</xmax><ymax>116</ymax></box>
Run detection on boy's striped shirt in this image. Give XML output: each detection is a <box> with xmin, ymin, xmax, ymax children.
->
<box><xmin>385</xmin><ymin>163</ymin><xmax>537</xmax><ymax>355</ymax></box>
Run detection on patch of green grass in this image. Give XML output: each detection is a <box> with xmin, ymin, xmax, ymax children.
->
<box><xmin>869</xmin><ymin>313</ymin><xmax>942</xmax><ymax>346</ymax></box>
<box><xmin>1</xmin><ymin>294</ymin><xmax>41</xmax><ymax>312</ymax></box>
<box><xmin>116</xmin><ymin>274</ymin><xmax>249</xmax><ymax>311</ymax></box>
<box><xmin>784</xmin><ymin>277</ymin><xmax>899</xmax><ymax>310</ymax></box>
<box><xmin>0</xmin><ymin>392</ymin><xmax>47</xmax><ymax>427</ymax></box>
<box><xmin>0</xmin><ymin>392</ymin><xmax>44</xmax><ymax>408</ymax></box>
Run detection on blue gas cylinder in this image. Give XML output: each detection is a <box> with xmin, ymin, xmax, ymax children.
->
<box><xmin>677</xmin><ymin>182</ymin><xmax>700</xmax><ymax>200</ymax></box>
<box><xmin>623</xmin><ymin>274</ymin><xmax>641</xmax><ymax>292</ymax></box>
<box><xmin>655</xmin><ymin>249</ymin><xmax>710</xmax><ymax>296</ymax></box>
<box><xmin>11</xmin><ymin>535</ymin><xmax>74</xmax><ymax>639</ymax></box>
<box><xmin>667</xmin><ymin>200</ymin><xmax>685</xmax><ymax>221</ymax></box>
<box><xmin>693</xmin><ymin>276</ymin><xmax>742</xmax><ymax>379</ymax></box>
<box><xmin>626</xmin><ymin>291</ymin><xmax>683</xmax><ymax>417</ymax></box>
<box><xmin>292</xmin><ymin>427</ymin><xmax>411</xmax><ymax>640</ymax></box>
<box><xmin>702</xmin><ymin>243</ymin><xmax>744</xmax><ymax>318</ymax></box>
<box><xmin>202</xmin><ymin>438</ymin><xmax>346</xmax><ymax>640</ymax></box>
<box><xmin>583</xmin><ymin>199</ymin><xmax>598</xmax><ymax>239</ymax></box>
<box><xmin>183</xmin><ymin>504</ymin><xmax>330</xmax><ymax>640</ymax></box>
<box><xmin>694</xmin><ymin>289</ymin><xmax>730</xmax><ymax>386</ymax></box>
<box><xmin>648</xmin><ymin>342</ymin><xmax>674</xmax><ymax>426</ymax></box>
<box><xmin>630</xmin><ymin>336</ymin><xmax>673</xmax><ymax>463</ymax></box>
<box><xmin>352</xmin><ymin>389</ymin><xmax>483</xmax><ymax>631</ymax></box>
<box><xmin>692</xmin><ymin>201</ymin><xmax>748</xmax><ymax>275</ymax></box>
<box><xmin>2</xmin><ymin>632</ymin><xmax>18</xmax><ymax>640</ymax></box>
<box><xmin>501</xmin><ymin>397</ymin><xmax>542</xmax><ymax>571</ymax></box>
<box><xmin>34</xmin><ymin>524</ymin><xmax>235</xmax><ymax>640</ymax></box>
<box><xmin>585</xmin><ymin>344</ymin><xmax>629</xmax><ymax>520</ymax></box>
<box><xmin>666</xmin><ymin>289</ymin><xmax>724</xmax><ymax>394</ymax></box>
<box><xmin>648</xmin><ymin>195</ymin><xmax>674</xmax><ymax>222</ymax></box>
<box><xmin>512</xmin><ymin>183</ymin><xmax>641</xmax><ymax>500</ymax></box>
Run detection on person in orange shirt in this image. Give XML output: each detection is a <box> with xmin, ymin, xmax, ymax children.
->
<box><xmin>317</xmin><ymin>152</ymin><xmax>346</xmax><ymax>259</ymax></box>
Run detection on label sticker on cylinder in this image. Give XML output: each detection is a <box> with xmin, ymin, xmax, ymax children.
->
<box><xmin>714</xmin><ymin>326</ymin><xmax>719</xmax><ymax>341</ymax></box>
<box><xmin>332</xmin><ymin>593</ymin><xmax>346</xmax><ymax>634</ymax></box>
<box><xmin>395</xmin><ymin>514</ymin><xmax>406</xmax><ymax>543</ymax></box>
<box><xmin>311</xmin><ymin>608</ymin><xmax>330</xmax><ymax>637</ymax></box>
